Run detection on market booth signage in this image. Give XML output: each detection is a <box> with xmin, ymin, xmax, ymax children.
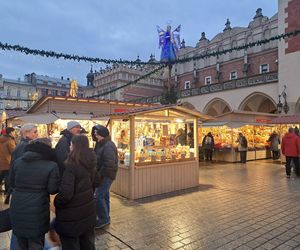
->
<box><xmin>93</xmin><ymin>105</ymin><xmax>212</xmax><ymax>199</ymax></box>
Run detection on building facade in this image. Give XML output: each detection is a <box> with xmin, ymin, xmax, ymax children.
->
<box><xmin>139</xmin><ymin>1</ymin><xmax>300</xmax><ymax>116</ymax></box>
<box><xmin>0</xmin><ymin>73</ymin><xmax>84</xmax><ymax>111</ymax></box>
<box><xmin>83</xmin><ymin>56</ymin><xmax>164</xmax><ymax>102</ymax></box>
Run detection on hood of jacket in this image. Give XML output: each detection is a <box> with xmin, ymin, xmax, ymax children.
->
<box><xmin>284</xmin><ymin>132</ymin><xmax>297</xmax><ymax>139</ymax></box>
<box><xmin>60</xmin><ymin>129</ymin><xmax>73</xmax><ymax>141</ymax></box>
<box><xmin>22</xmin><ymin>142</ymin><xmax>57</xmax><ymax>162</ymax></box>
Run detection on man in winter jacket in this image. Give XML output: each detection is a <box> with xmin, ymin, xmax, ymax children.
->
<box><xmin>282</xmin><ymin>127</ymin><xmax>300</xmax><ymax>177</ymax></box>
<box><xmin>94</xmin><ymin>125</ymin><xmax>118</xmax><ymax>229</ymax></box>
<box><xmin>55</xmin><ymin>120</ymin><xmax>81</xmax><ymax>176</ymax></box>
<box><xmin>0</xmin><ymin>127</ymin><xmax>16</xmax><ymax>194</ymax></box>
<box><xmin>9</xmin><ymin>138</ymin><xmax>60</xmax><ymax>250</ymax></box>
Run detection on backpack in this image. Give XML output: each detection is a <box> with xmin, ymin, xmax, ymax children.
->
<box><xmin>241</xmin><ymin>136</ymin><xmax>248</xmax><ymax>148</ymax></box>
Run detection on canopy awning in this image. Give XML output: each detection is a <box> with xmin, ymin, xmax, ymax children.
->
<box><xmin>202</xmin><ymin>121</ymin><xmax>275</xmax><ymax>128</ymax></box>
<box><xmin>17</xmin><ymin>113</ymin><xmax>58</xmax><ymax>124</ymax></box>
<box><xmin>271</xmin><ymin>115</ymin><xmax>300</xmax><ymax>124</ymax></box>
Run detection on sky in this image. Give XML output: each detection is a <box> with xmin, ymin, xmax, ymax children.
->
<box><xmin>0</xmin><ymin>0</ymin><xmax>278</xmax><ymax>85</ymax></box>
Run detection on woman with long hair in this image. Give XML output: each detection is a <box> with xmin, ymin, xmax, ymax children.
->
<box><xmin>54</xmin><ymin>135</ymin><xmax>100</xmax><ymax>250</ymax></box>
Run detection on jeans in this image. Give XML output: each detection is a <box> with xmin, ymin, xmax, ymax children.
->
<box><xmin>95</xmin><ymin>177</ymin><xmax>113</xmax><ymax>225</ymax></box>
<box><xmin>240</xmin><ymin>151</ymin><xmax>247</xmax><ymax>163</ymax></box>
<box><xmin>286</xmin><ymin>156</ymin><xmax>300</xmax><ymax>176</ymax></box>
<box><xmin>204</xmin><ymin>149</ymin><xmax>213</xmax><ymax>161</ymax></box>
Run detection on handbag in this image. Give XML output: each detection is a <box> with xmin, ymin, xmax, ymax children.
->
<box><xmin>0</xmin><ymin>208</ymin><xmax>12</xmax><ymax>232</ymax></box>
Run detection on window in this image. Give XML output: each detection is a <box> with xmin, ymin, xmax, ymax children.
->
<box><xmin>260</xmin><ymin>64</ymin><xmax>269</xmax><ymax>74</ymax></box>
<box><xmin>6</xmin><ymin>87</ymin><xmax>11</xmax><ymax>97</ymax></box>
<box><xmin>41</xmin><ymin>89</ymin><xmax>47</xmax><ymax>96</ymax></box>
<box><xmin>205</xmin><ymin>76</ymin><xmax>211</xmax><ymax>85</ymax></box>
<box><xmin>61</xmin><ymin>91</ymin><xmax>67</xmax><ymax>96</ymax></box>
<box><xmin>184</xmin><ymin>81</ymin><xmax>191</xmax><ymax>89</ymax></box>
<box><xmin>17</xmin><ymin>89</ymin><xmax>21</xmax><ymax>97</ymax></box>
<box><xmin>230</xmin><ymin>71</ymin><xmax>237</xmax><ymax>80</ymax></box>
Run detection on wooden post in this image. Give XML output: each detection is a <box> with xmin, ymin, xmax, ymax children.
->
<box><xmin>194</xmin><ymin>118</ymin><xmax>199</xmax><ymax>162</ymax></box>
<box><xmin>129</xmin><ymin>116</ymin><xmax>135</xmax><ymax>199</ymax></box>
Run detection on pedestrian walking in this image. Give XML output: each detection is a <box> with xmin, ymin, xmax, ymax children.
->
<box><xmin>0</xmin><ymin>127</ymin><xmax>16</xmax><ymax>194</ymax></box>
<box><xmin>267</xmin><ymin>131</ymin><xmax>280</xmax><ymax>160</ymax></box>
<box><xmin>281</xmin><ymin>127</ymin><xmax>300</xmax><ymax>178</ymax></box>
<box><xmin>202</xmin><ymin>132</ymin><xmax>214</xmax><ymax>161</ymax></box>
<box><xmin>93</xmin><ymin>125</ymin><xmax>118</xmax><ymax>229</ymax></box>
<box><xmin>55</xmin><ymin>120</ymin><xmax>81</xmax><ymax>176</ymax></box>
<box><xmin>54</xmin><ymin>135</ymin><xmax>100</xmax><ymax>250</ymax></box>
<box><xmin>236</xmin><ymin>132</ymin><xmax>248</xmax><ymax>163</ymax></box>
<box><xmin>9</xmin><ymin>138</ymin><xmax>60</xmax><ymax>250</ymax></box>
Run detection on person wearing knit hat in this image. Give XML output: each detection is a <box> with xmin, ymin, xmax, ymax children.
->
<box><xmin>55</xmin><ymin>121</ymin><xmax>81</xmax><ymax>176</ymax></box>
<box><xmin>93</xmin><ymin>125</ymin><xmax>118</xmax><ymax>229</ymax></box>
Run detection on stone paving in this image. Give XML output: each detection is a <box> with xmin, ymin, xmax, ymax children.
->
<box><xmin>1</xmin><ymin>160</ymin><xmax>300</xmax><ymax>249</ymax></box>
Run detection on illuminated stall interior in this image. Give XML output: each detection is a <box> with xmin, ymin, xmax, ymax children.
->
<box><xmin>95</xmin><ymin>105</ymin><xmax>212</xmax><ymax>199</ymax></box>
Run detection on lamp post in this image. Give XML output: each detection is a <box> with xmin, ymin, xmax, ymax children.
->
<box><xmin>277</xmin><ymin>94</ymin><xmax>283</xmax><ymax>113</ymax></box>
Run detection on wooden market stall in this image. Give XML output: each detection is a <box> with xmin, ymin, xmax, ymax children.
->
<box><xmin>200</xmin><ymin>111</ymin><xmax>280</xmax><ymax>162</ymax></box>
<box><xmin>7</xmin><ymin>95</ymin><xmax>153</xmax><ymax>146</ymax></box>
<box><xmin>94</xmin><ymin>105</ymin><xmax>212</xmax><ymax>199</ymax></box>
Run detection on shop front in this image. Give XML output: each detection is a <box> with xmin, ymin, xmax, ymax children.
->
<box><xmin>94</xmin><ymin>105</ymin><xmax>212</xmax><ymax>199</ymax></box>
<box><xmin>200</xmin><ymin>111</ymin><xmax>279</xmax><ymax>162</ymax></box>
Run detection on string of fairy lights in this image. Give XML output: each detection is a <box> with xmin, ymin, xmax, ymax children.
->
<box><xmin>0</xmin><ymin>28</ymin><xmax>299</xmax><ymax>100</ymax></box>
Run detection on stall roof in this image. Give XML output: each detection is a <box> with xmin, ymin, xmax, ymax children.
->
<box><xmin>271</xmin><ymin>115</ymin><xmax>300</xmax><ymax>124</ymax></box>
<box><xmin>27</xmin><ymin>95</ymin><xmax>154</xmax><ymax>114</ymax></box>
<box><xmin>16</xmin><ymin>113</ymin><xmax>58</xmax><ymax>124</ymax></box>
<box><xmin>93</xmin><ymin>104</ymin><xmax>214</xmax><ymax>121</ymax></box>
<box><xmin>202</xmin><ymin>121</ymin><xmax>274</xmax><ymax>128</ymax></box>
<box><xmin>15</xmin><ymin>112</ymin><xmax>107</xmax><ymax>124</ymax></box>
<box><xmin>4</xmin><ymin>109</ymin><xmax>27</xmax><ymax>119</ymax></box>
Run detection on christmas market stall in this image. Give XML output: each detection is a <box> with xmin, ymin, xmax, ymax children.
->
<box><xmin>199</xmin><ymin>111</ymin><xmax>280</xmax><ymax>162</ymax></box>
<box><xmin>270</xmin><ymin>115</ymin><xmax>300</xmax><ymax>162</ymax></box>
<box><xmin>8</xmin><ymin>95</ymin><xmax>152</xmax><ymax>146</ymax></box>
<box><xmin>93</xmin><ymin>105</ymin><xmax>212</xmax><ymax>199</ymax></box>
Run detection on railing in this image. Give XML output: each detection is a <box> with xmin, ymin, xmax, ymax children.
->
<box><xmin>133</xmin><ymin>72</ymin><xmax>278</xmax><ymax>103</ymax></box>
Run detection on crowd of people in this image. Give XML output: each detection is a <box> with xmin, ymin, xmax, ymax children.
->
<box><xmin>0</xmin><ymin>121</ymin><xmax>118</xmax><ymax>250</ymax></box>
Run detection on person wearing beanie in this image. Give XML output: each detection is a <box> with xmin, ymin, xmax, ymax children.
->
<box><xmin>9</xmin><ymin>138</ymin><xmax>60</xmax><ymax>249</ymax></box>
<box><xmin>55</xmin><ymin>120</ymin><xmax>81</xmax><ymax>176</ymax></box>
<box><xmin>93</xmin><ymin>125</ymin><xmax>118</xmax><ymax>229</ymax></box>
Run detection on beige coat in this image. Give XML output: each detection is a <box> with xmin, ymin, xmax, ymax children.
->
<box><xmin>0</xmin><ymin>136</ymin><xmax>16</xmax><ymax>170</ymax></box>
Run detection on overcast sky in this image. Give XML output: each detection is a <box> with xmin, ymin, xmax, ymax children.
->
<box><xmin>0</xmin><ymin>1</ymin><xmax>277</xmax><ymax>85</ymax></box>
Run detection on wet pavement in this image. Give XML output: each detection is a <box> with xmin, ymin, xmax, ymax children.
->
<box><xmin>1</xmin><ymin>160</ymin><xmax>300</xmax><ymax>249</ymax></box>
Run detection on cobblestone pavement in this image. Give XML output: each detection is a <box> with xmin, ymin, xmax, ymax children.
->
<box><xmin>1</xmin><ymin>160</ymin><xmax>300</xmax><ymax>249</ymax></box>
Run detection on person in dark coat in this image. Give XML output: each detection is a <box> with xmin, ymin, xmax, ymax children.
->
<box><xmin>175</xmin><ymin>128</ymin><xmax>186</xmax><ymax>145</ymax></box>
<box><xmin>54</xmin><ymin>135</ymin><xmax>100</xmax><ymax>250</ymax></box>
<box><xmin>5</xmin><ymin>123</ymin><xmax>38</xmax><ymax>205</ymax></box>
<box><xmin>9</xmin><ymin>138</ymin><xmax>60</xmax><ymax>250</ymax></box>
<box><xmin>202</xmin><ymin>132</ymin><xmax>215</xmax><ymax>161</ymax></box>
<box><xmin>236</xmin><ymin>132</ymin><xmax>248</xmax><ymax>164</ymax></box>
<box><xmin>94</xmin><ymin>125</ymin><xmax>118</xmax><ymax>229</ymax></box>
<box><xmin>55</xmin><ymin>120</ymin><xmax>81</xmax><ymax>176</ymax></box>
<box><xmin>267</xmin><ymin>131</ymin><xmax>280</xmax><ymax>160</ymax></box>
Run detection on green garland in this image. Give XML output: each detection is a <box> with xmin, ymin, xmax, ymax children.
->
<box><xmin>88</xmin><ymin>64</ymin><xmax>166</xmax><ymax>98</ymax></box>
<box><xmin>1</xmin><ymin>29</ymin><xmax>299</xmax><ymax>66</ymax></box>
<box><xmin>0</xmin><ymin>42</ymin><xmax>163</xmax><ymax>66</ymax></box>
<box><xmin>175</xmin><ymin>29</ymin><xmax>300</xmax><ymax>64</ymax></box>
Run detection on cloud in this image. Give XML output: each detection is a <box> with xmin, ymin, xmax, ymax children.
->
<box><xmin>0</xmin><ymin>0</ymin><xmax>277</xmax><ymax>84</ymax></box>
